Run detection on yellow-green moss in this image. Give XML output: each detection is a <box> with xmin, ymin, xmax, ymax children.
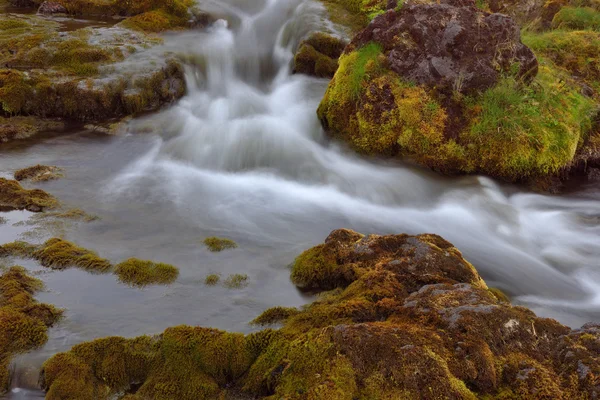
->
<box><xmin>0</xmin><ymin>178</ymin><xmax>58</xmax><ymax>212</ymax></box>
<box><xmin>291</xmin><ymin>244</ymin><xmax>346</xmax><ymax>290</ymax></box>
<box><xmin>33</xmin><ymin>238</ymin><xmax>112</xmax><ymax>272</ymax></box>
<box><xmin>223</xmin><ymin>274</ymin><xmax>248</xmax><ymax>289</ymax></box>
<box><xmin>114</xmin><ymin>258</ymin><xmax>179</xmax><ymax>286</ymax></box>
<box><xmin>203</xmin><ymin>237</ymin><xmax>237</xmax><ymax>252</ymax></box>
<box><xmin>320</xmin><ymin>0</ymin><xmax>388</xmax><ymax>33</ymax></box>
<box><xmin>0</xmin><ymin>241</ymin><xmax>38</xmax><ymax>259</ymax></box>
<box><xmin>488</xmin><ymin>288</ymin><xmax>511</xmax><ymax>303</ymax></box>
<box><xmin>14</xmin><ymin>165</ymin><xmax>64</xmax><ymax>182</ymax></box>
<box><xmin>0</xmin><ymin>266</ymin><xmax>62</xmax><ymax>394</ymax></box>
<box><xmin>523</xmin><ymin>30</ymin><xmax>600</xmax><ymax>91</ymax></box>
<box><xmin>251</xmin><ymin>306</ymin><xmax>300</xmax><ymax>325</ymax></box>
<box><xmin>0</xmin><ymin>69</ymin><xmax>30</xmax><ymax>114</ymax></box>
<box><xmin>204</xmin><ymin>274</ymin><xmax>220</xmax><ymax>286</ymax></box>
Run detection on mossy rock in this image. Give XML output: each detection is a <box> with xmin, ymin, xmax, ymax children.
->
<box><xmin>317</xmin><ymin>4</ymin><xmax>598</xmax><ymax>185</ymax></box>
<box><xmin>114</xmin><ymin>258</ymin><xmax>179</xmax><ymax>286</ymax></box>
<box><xmin>0</xmin><ymin>266</ymin><xmax>63</xmax><ymax>394</ymax></box>
<box><xmin>0</xmin><ymin>178</ymin><xmax>58</xmax><ymax>212</ymax></box>
<box><xmin>39</xmin><ymin>229</ymin><xmax>600</xmax><ymax>399</ymax></box>
<box><xmin>14</xmin><ymin>165</ymin><xmax>63</xmax><ymax>182</ymax></box>
<box><xmin>0</xmin><ymin>117</ymin><xmax>65</xmax><ymax>143</ymax></box>
<box><xmin>294</xmin><ymin>32</ymin><xmax>347</xmax><ymax>78</ymax></box>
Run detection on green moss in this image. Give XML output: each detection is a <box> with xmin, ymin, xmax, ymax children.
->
<box><xmin>224</xmin><ymin>274</ymin><xmax>248</xmax><ymax>289</ymax></box>
<box><xmin>251</xmin><ymin>306</ymin><xmax>300</xmax><ymax>325</ymax></box>
<box><xmin>0</xmin><ymin>69</ymin><xmax>31</xmax><ymax>114</ymax></box>
<box><xmin>523</xmin><ymin>30</ymin><xmax>600</xmax><ymax>91</ymax></box>
<box><xmin>462</xmin><ymin>63</ymin><xmax>596</xmax><ymax>179</ymax></box>
<box><xmin>291</xmin><ymin>244</ymin><xmax>349</xmax><ymax>290</ymax></box>
<box><xmin>33</xmin><ymin>238</ymin><xmax>112</xmax><ymax>272</ymax></box>
<box><xmin>488</xmin><ymin>287</ymin><xmax>511</xmax><ymax>303</ymax></box>
<box><xmin>294</xmin><ymin>43</ymin><xmax>339</xmax><ymax>78</ymax></box>
<box><xmin>204</xmin><ymin>274</ymin><xmax>220</xmax><ymax>286</ymax></box>
<box><xmin>203</xmin><ymin>237</ymin><xmax>237</xmax><ymax>252</ymax></box>
<box><xmin>320</xmin><ymin>0</ymin><xmax>388</xmax><ymax>32</ymax></box>
<box><xmin>114</xmin><ymin>258</ymin><xmax>179</xmax><ymax>286</ymax></box>
<box><xmin>552</xmin><ymin>6</ymin><xmax>600</xmax><ymax>29</ymax></box>
<box><xmin>14</xmin><ymin>165</ymin><xmax>63</xmax><ymax>182</ymax></box>
<box><xmin>0</xmin><ymin>178</ymin><xmax>58</xmax><ymax>212</ymax></box>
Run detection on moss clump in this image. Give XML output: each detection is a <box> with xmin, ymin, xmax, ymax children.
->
<box><xmin>0</xmin><ymin>69</ymin><xmax>31</xmax><ymax>114</ymax></box>
<box><xmin>204</xmin><ymin>274</ymin><xmax>220</xmax><ymax>286</ymax></box>
<box><xmin>294</xmin><ymin>33</ymin><xmax>346</xmax><ymax>78</ymax></box>
<box><xmin>523</xmin><ymin>30</ymin><xmax>600</xmax><ymax>92</ymax></box>
<box><xmin>114</xmin><ymin>258</ymin><xmax>179</xmax><ymax>286</ymax></box>
<box><xmin>0</xmin><ymin>266</ymin><xmax>62</xmax><ymax>394</ymax></box>
<box><xmin>224</xmin><ymin>274</ymin><xmax>248</xmax><ymax>289</ymax></box>
<box><xmin>318</xmin><ymin>41</ymin><xmax>597</xmax><ymax>182</ymax></box>
<box><xmin>320</xmin><ymin>0</ymin><xmax>388</xmax><ymax>32</ymax></box>
<box><xmin>552</xmin><ymin>6</ymin><xmax>600</xmax><ymax>29</ymax></box>
<box><xmin>251</xmin><ymin>306</ymin><xmax>300</xmax><ymax>326</ymax></box>
<box><xmin>488</xmin><ymin>287</ymin><xmax>510</xmax><ymax>303</ymax></box>
<box><xmin>203</xmin><ymin>237</ymin><xmax>237</xmax><ymax>252</ymax></box>
<box><xmin>0</xmin><ymin>241</ymin><xmax>38</xmax><ymax>259</ymax></box>
<box><xmin>291</xmin><ymin>244</ymin><xmax>350</xmax><ymax>290</ymax></box>
<box><xmin>32</xmin><ymin>238</ymin><xmax>112</xmax><ymax>272</ymax></box>
<box><xmin>0</xmin><ymin>178</ymin><xmax>58</xmax><ymax>212</ymax></box>
<box><xmin>0</xmin><ymin>117</ymin><xmax>64</xmax><ymax>143</ymax></box>
<box><xmin>14</xmin><ymin>165</ymin><xmax>64</xmax><ymax>182</ymax></box>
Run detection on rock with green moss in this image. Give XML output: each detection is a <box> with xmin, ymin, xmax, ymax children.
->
<box><xmin>294</xmin><ymin>32</ymin><xmax>346</xmax><ymax>78</ymax></box>
<box><xmin>38</xmin><ymin>228</ymin><xmax>600</xmax><ymax>399</ymax></box>
<box><xmin>0</xmin><ymin>178</ymin><xmax>58</xmax><ymax>212</ymax></box>
<box><xmin>317</xmin><ymin>0</ymin><xmax>599</xmax><ymax>186</ymax></box>
<box><xmin>114</xmin><ymin>258</ymin><xmax>179</xmax><ymax>287</ymax></box>
<box><xmin>0</xmin><ymin>266</ymin><xmax>63</xmax><ymax>394</ymax></box>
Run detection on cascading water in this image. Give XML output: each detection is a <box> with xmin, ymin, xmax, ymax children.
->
<box><xmin>4</xmin><ymin>0</ymin><xmax>600</xmax><ymax>397</ymax></box>
<box><xmin>110</xmin><ymin>0</ymin><xmax>600</xmax><ymax>325</ymax></box>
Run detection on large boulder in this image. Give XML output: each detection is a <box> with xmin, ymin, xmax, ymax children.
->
<box><xmin>317</xmin><ymin>0</ymin><xmax>598</xmax><ymax>184</ymax></box>
<box><xmin>39</xmin><ymin>229</ymin><xmax>600</xmax><ymax>399</ymax></box>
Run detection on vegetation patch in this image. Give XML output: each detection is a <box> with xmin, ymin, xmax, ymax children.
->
<box><xmin>552</xmin><ymin>6</ymin><xmax>600</xmax><ymax>30</ymax></box>
<box><xmin>32</xmin><ymin>238</ymin><xmax>112</xmax><ymax>272</ymax></box>
<box><xmin>0</xmin><ymin>266</ymin><xmax>62</xmax><ymax>394</ymax></box>
<box><xmin>0</xmin><ymin>241</ymin><xmax>38</xmax><ymax>259</ymax></box>
<box><xmin>14</xmin><ymin>165</ymin><xmax>64</xmax><ymax>182</ymax></box>
<box><xmin>0</xmin><ymin>178</ymin><xmax>58</xmax><ymax>212</ymax></box>
<box><xmin>114</xmin><ymin>258</ymin><xmax>179</xmax><ymax>287</ymax></box>
<box><xmin>224</xmin><ymin>274</ymin><xmax>248</xmax><ymax>289</ymax></box>
<box><xmin>204</xmin><ymin>274</ymin><xmax>220</xmax><ymax>286</ymax></box>
<box><xmin>203</xmin><ymin>237</ymin><xmax>238</xmax><ymax>252</ymax></box>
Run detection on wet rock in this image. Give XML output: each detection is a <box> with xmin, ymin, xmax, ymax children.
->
<box><xmin>37</xmin><ymin>1</ymin><xmax>67</xmax><ymax>14</ymax></box>
<box><xmin>14</xmin><ymin>165</ymin><xmax>63</xmax><ymax>182</ymax></box>
<box><xmin>351</xmin><ymin>4</ymin><xmax>537</xmax><ymax>94</ymax></box>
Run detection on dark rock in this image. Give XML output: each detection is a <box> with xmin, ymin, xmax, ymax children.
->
<box><xmin>7</xmin><ymin>0</ymin><xmax>36</xmax><ymax>7</ymax></box>
<box><xmin>350</xmin><ymin>4</ymin><xmax>537</xmax><ymax>94</ymax></box>
<box><xmin>37</xmin><ymin>1</ymin><xmax>67</xmax><ymax>14</ymax></box>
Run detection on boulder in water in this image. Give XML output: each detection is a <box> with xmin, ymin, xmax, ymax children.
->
<box><xmin>294</xmin><ymin>32</ymin><xmax>347</xmax><ymax>78</ymax></box>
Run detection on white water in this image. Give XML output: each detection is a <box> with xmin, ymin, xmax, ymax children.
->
<box><xmin>103</xmin><ymin>0</ymin><xmax>600</xmax><ymax>327</ymax></box>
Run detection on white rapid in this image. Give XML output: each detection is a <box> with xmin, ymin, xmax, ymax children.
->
<box><xmin>106</xmin><ymin>0</ymin><xmax>600</xmax><ymax>327</ymax></box>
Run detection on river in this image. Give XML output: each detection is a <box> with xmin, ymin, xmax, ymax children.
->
<box><xmin>2</xmin><ymin>0</ymin><xmax>600</xmax><ymax>397</ymax></box>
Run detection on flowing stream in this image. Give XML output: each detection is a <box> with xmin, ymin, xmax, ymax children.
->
<box><xmin>2</xmin><ymin>0</ymin><xmax>600</xmax><ymax>397</ymax></box>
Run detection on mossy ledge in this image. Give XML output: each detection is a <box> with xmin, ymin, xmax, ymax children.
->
<box><xmin>0</xmin><ymin>266</ymin><xmax>63</xmax><ymax>394</ymax></box>
<box><xmin>40</xmin><ymin>229</ymin><xmax>600</xmax><ymax>399</ymax></box>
